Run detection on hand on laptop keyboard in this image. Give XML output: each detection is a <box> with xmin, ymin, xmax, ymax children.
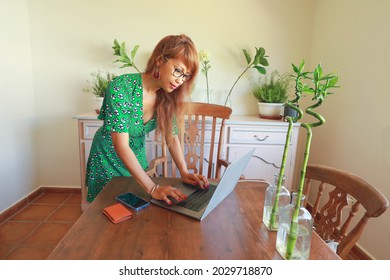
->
<box><xmin>181</xmin><ymin>173</ymin><xmax>210</xmax><ymax>189</ymax></box>
<box><xmin>151</xmin><ymin>185</ymin><xmax>188</xmax><ymax>205</ymax></box>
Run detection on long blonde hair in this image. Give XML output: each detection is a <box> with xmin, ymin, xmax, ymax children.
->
<box><xmin>145</xmin><ymin>34</ymin><xmax>199</xmax><ymax>146</ymax></box>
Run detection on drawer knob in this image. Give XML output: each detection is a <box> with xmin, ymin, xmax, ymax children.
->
<box><xmin>254</xmin><ymin>135</ymin><xmax>269</xmax><ymax>142</ymax></box>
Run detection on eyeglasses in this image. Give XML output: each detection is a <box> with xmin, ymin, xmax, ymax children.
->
<box><xmin>172</xmin><ymin>67</ymin><xmax>192</xmax><ymax>82</ymax></box>
<box><xmin>163</xmin><ymin>56</ymin><xmax>192</xmax><ymax>82</ymax></box>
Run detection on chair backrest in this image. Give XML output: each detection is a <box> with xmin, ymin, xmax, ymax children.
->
<box><xmin>303</xmin><ymin>164</ymin><xmax>389</xmax><ymax>259</ymax></box>
<box><xmin>171</xmin><ymin>102</ymin><xmax>232</xmax><ymax>179</ymax></box>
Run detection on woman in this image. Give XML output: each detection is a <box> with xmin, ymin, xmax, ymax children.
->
<box><xmin>86</xmin><ymin>34</ymin><xmax>209</xmax><ymax>205</ymax></box>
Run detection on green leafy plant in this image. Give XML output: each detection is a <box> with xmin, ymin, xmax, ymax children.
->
<box><xmin>252</xmin><ymin>70</ymin><xmax>292</xmax><ymax>103</ymax></box>
<box><xmin>112</xmin><ymin>39</ymin><xmax>141</xmax><ymax>73</ymax></box>
<box><xmin>275</xmin><ymin>59</ymin><xmax>340</xmax><ymax>260</ymax></box>
<box><xmin>83</xmin><ymin>71</ymin><xmax>116</xmax><ymax>98</ymax></box>
<box><xmin>267</xmin><ymin>63</ymin><xmax>306</xmax><ymax>231</ymax></box>
<box><xmin>224</xmin><ymin>47</ymin><xmax>269</xmax><ymax>105</ymax></box>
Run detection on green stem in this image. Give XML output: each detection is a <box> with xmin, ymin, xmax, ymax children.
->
<box><xmin>285</xmin><ymin>101</ymin><xmax>303</xmax><ymax>122</ymax></box>
<box><xmin>134</xmin><ymin>65</ymin><xmax>141</xmax><ymax>74</ymax></box>
<box><xmin>205</xmin><ymin>72</ymin><xmax>210</xmax><ymax>103</ymax></box>
<box><xmin>224</xmin><ymin>66</ymin><xmax>251</xmax><ymax>105</ymax></box>
<box><xmin>285</xmin><ymin>123</ymin><xmax>312</xmax><ymax>259</ymax></box>
<box><xmin>269</xmin><ymin>101</ymin><xmax>302</xmax><ymax>230</ymax></box>
<box><xmin>290</xmin><ymin>76</ymin><xmax>303</xmax><ymax>104</ymax></box>
<box><xmin>305</xmin><ymin>98</ymin><xmax>325</xmax><ymax>127</ymax></box>
<box><xmin>269</xmin><ymin>116</ymin><xmax>293</xmax><ymax>229</ymax></box>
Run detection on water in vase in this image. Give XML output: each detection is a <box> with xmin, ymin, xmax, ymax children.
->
<box><xmin>275</xmin><ymin>222</ymin><xmax>312</xmax><ymax>260</ymax></box>
<box><xmin>275</xmin><ymin>192</ymin><xmax>313</xmax><ymax>259</ymax></box>
<box><xmin>262</xmin><ymin>173</ymin><xmax>290</xmax><ymax>231</ymax></box>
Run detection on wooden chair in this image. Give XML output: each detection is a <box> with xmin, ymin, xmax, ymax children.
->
<box><xmin>303</xmin><ymin>164</ymin><xmax>389</xmax><ymax>259</ymax></box>
<box><xmin>146</xmin><ymin>102</ymin><xmax>233</xmax><ymax>179</ymax></box>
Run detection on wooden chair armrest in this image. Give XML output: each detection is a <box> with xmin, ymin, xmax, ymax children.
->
<box><xmin>217</xmin><ymin>158</ymin><xmax>230</xmax><ymax>168</ymax></box>
<box><xmin>215</xmin><ymin>158</ymin><xmax>231</xmax><ymax>179</ymax></box>
<box><xmin>145</xmin><ymin>156</ymin><xmax>167</xmax><ymax>177</ymax></box>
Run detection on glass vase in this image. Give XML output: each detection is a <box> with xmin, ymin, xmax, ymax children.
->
<box><xmin>262</xmin><ymin>173</ymin><xmax>290</xmax><ymax>231</ymax></box>
<box><xmin>276</xmin><ymin>192</ymin><xmax>313</xmax><ymax>260</ymax></box>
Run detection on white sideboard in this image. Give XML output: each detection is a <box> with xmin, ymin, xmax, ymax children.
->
<box><xmin>74</xmin><ymin>113</ymin><xmax>300</xmax><ymax>208</ymax></box>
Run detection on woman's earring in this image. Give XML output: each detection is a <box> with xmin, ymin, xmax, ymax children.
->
<box><xmin>153</xmin><ymin>67</ymin><xmax>161</xmax><ymax>79</ymax></box>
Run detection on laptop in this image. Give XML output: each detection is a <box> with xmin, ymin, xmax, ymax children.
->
<box><xmin>150</xmin><ymin>148</ymin><xmax>255</xmax><ymax>220</ymax></box>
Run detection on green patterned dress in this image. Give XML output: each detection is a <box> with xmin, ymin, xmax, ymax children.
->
<box><xmin>85</xmin><ymin>73</ymin><xmax>157</xmax><ymax>202</ymax></box>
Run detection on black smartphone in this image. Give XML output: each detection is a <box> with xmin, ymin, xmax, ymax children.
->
<box><xmin>116</xmin><ymin>192</ymin><xmax>150</xmax><ymax>211</ymax></box>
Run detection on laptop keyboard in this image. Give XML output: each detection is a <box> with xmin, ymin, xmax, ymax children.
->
<box><xmin>177</xmin><ymin>184</ymin><xmax>217</xmax><ymax>212</ymax></box>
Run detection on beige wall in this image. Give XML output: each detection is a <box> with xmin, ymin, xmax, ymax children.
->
<box><xmin>1</xmin><ymin>0</ymin><xmax>389</xmax><ymax>259</ymax></box>
<box><xmin>305</xmin><ymin>0</ymin><xmax>390</xmax><ymax>260</ymax></box>
<box><xmin>25</xmin><ymin>0</ymin><xmax>314</xmax><ymax>187</ymax></box>
<box><xmin>0</xmin><ymin>1</ymin><xmax>38</xmax><ymax>212</ymax></box>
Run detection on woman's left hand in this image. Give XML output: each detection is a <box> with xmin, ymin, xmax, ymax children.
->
<box><xmin>181</xmin><ymin>173</ymin><xmax>210</xmax><ymax>189</ymax></box>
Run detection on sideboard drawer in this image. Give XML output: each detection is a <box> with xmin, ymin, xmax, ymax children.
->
<box><xmin>83</xmin><ymin>121</ymin><xmax>103</xmax><ymax>139</ymax></box>
<box><xmin>227</xmin><ymin>126</ymin><xmax>289</xmax><ymax>145</ymax></box>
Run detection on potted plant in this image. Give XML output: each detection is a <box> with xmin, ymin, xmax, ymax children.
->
<box><xmin>282</xmin><ymin>61</ymin><xmax>311</xmax><ymax>121</ymax></box>
<box><xmin>273</xmin><ymin>60</ymin><xmax>340</xmax><ymax>260</ymax></box>
<box><xmin>83</xmin><ymin>70</ymin><xmax>116</xmax><ymax>113</ymax></box>
<box><xmin>224</xmin><ymin>47</ymin><xmax>269</xmax><ymax>106</ymax></box>
<box><xmin>252</xmin><ymin>70</ymin><xmax>291</xmax><ymax>120</ymax></box>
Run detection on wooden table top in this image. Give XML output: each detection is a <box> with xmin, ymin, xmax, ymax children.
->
<box><xmin>48</xmin><ymin>177</ymin><xmax>340</xmax><ymax>260</ymax></box>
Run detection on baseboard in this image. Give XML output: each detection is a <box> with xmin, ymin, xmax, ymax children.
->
<box><xmin>348</xmin><ymin>244</ymin><xmax>373</xmax><ymax>260</ymax></box>
<box><xmin>0</xmin><ymin>186</ymin><xmax>81</xmax><ymax>224</ymax></box>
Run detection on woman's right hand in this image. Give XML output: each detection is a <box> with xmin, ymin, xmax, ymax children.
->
<box><xmin>151</xmin><ymin>185</ymin><xmax>188</xmax><ymax>205</ymax></box>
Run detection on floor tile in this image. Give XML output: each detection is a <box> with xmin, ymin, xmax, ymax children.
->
<box><xmin>0</xmin><ymin>245</ymin><xmax>16</xmax><ymax>259</ymax></box>
<box><xmin>0</xmin><ymin>221</ymin><xmax>41</xmax><ymax>245</ymax></box>
<box><xmin>11</xmin><ymin>204</ymin><xmax>58</xmax><ymax>221</ymax></box>
<box><xmin>64</xmin><ymin>194</ymin><xmax>82</xmax><ymax>205</ymax></box>
<box><xmin>32</xmin><ymin>193</ymin><xmax>71</xmax><ymax>204</ymax></box>
<box><xmin>47</xmin><ymin>205</ymin><xmax>82</xmax><ymax>222</ymax></box>
<box><xmin>22</xmin><ymin>223</ymin><xmax>73</xmax><ymax>246</ymax></box>
<box><xmin>4</xmin><ymin>245</ymin><xmax>55</xmax><ymax>260</ymax></box>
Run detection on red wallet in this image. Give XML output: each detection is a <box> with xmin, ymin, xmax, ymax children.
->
<box><xmin>103</xmin><ymin>203</ymin><xmax>133</xmax><ymax>224</ymax></box>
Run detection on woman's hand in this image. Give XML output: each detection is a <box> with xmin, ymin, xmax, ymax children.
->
<box><xmin>181</xmin><ymin>173</ymin><xmax>210</xmax><ymax>189</ymax></box>
<box><xmin>151</xmin><ymin>185</ymin><xmax>188</xmax><ymax>205</ymax></box>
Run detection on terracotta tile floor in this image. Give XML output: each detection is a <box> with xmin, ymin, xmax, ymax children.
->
<box><xmin>0</xmin><ymin>192</ymin><xmax>82</xmax><ymax>260</ymax></box>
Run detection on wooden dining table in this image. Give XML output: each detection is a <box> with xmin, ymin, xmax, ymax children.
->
<box><xmin>48</xmin><ymin>177</ymin><xmax>340</xmax><ymax>260</ymax></box>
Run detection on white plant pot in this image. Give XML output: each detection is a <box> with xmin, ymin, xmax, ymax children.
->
<box><xmin>257</xmin><ymin>102</ymin><xmax>283</xmax><ymax>120</ymax></box>
<box><xmin>94</xmin><ymin>97</ymin><xmax>104</xmax><ymax>113</ymax></box>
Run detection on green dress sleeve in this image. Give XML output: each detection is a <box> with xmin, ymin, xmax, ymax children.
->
<box><xmin>98</xmin><ymin>74</ymin><xmax>143</xmax><ymax>133</ymax></box>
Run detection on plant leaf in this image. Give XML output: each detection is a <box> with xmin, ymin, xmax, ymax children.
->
<box><xmin>130</xmin><ymin>45</ymin><xmax>140</xmax><ymax>60</ymax></box>
<box><xmin>320</xmin><ymin>73</ymin><xmax>336</xmax><ymax>81</ymax></box>
<box><xmin>260</xmin><ymin>58</ymin><xmax>269</xmax><ymax>66</ymax></box>
<box><xmin>292</xmin><ymin>63</ymin><xmax>299</xmax><ymax>74</ymax></box>
<box><xmin>253</xmin><ymin>50</ymin><xmax>260</xmax><ymax>65</ymax></box>
<box><xmin>313</xmin><ymin>64</ymin><xmax>323</xmax><ymax>81</ymax></box>
<box><xmin>113</xmin><ymin>39</ymin><xmax>121</xmax><ymax>55</ymax></box>
<box><xmin>254</xmin><ymin>66</ymin><xmax>266</xmax><ymax>74</ymax></box>
<box><xmin>257</xmin><ymin>47</ymin><xmax>265</xmax><ymax>58</ymax></box>
<box><xmin>327</xmin><ymin>76</ymin><xmax>339</xmax><ymax>87</ymax></box>
<box><xmin>299</xmin><ymin>59</ymin><xmax>305</xmax><ymax>72</ymax></box>
<box><xmin>119</xmin><ymin>42</ymin><xmax>129</xmax><ymax>59</ymax></box>
<box><xmin>243</xmin><ymin>49</ymin><xmax>251</xmax><ymax>65</ymax></box>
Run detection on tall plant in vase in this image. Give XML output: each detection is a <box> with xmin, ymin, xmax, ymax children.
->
<box><xmin>276</xmin><ymin>61</ymin><xmax>340</xmax><ymax>260</ymax></box>
<box><xmin>263</xmin><ymin>60</ymin><xmax>307</xmax><ymax>231</ymax></box>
